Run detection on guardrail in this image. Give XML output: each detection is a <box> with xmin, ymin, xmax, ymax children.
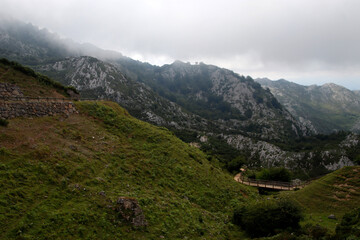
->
<box><xmin>235</xmin><ymin>174</ymin><xmax>311</xmax><ymax>190</ymax></box>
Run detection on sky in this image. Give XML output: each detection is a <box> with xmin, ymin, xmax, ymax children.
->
<box><xmin>1</xmin><ymin>0</ymin><xmax>360</xmax><ymax>89</ymax></box>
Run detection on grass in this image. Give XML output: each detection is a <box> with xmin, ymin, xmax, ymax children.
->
<box><xmin>0</xmin><ymin>58</ymin><xmax>76</xmax><ymax>98</ymax></box>
<box><xmin>281</xmin><ymin>166</ymin><xmax>360</xmax><ymax>233</ymax></box>
<box><xmin>0</xmin><ymin>101</ymin><xmax>255</xmax><ymax>239</ymax></box>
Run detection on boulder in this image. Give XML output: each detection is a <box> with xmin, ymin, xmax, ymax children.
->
<box><xmin>115</xmin><ymin>197</ymin><xmax>147</xmax><ymax>227</ymax></box>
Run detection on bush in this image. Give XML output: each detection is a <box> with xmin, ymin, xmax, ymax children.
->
<box><xmin>335</xmin><ymin>208</ymin><xmax>360</xmax><ymax>239</ymax></box>
<box><xmin>303</xmin><ymin>224</ymin><xmax>329</xmax><ymax>240</ymax></box>
<box><xmin>0</xmin><ymin>119</ymin><xmax>9</xmax><ymax>127</ymax></box>
<box><xmin>354</xmin><ymin>155</ymin><xmax>360</xmax><ymax>165</ymax></box>
<box><xmin>227</xmin><ymin>155</ymin><xmax>246</xmax><ymax>173</ymax></box>
<box><xmin>257</xmin><ymin>167</ymin><xmax>292</xmax><ymax>182</ymax></box>
<box><xmin>233</xmin><ymin>198</ymin><xmax>303</xmax><ymax>238</ymax></box>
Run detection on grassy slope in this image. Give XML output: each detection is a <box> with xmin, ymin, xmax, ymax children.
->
<box><xmin>0</xmin><ymin>58</ymin><xmax>75</xmax><ymax>98</ymax></box>
<box><xmin>0</xmin><ymin>100</ymin><xmax>255</xmax><ymax>239</ymax></box>
<box><xmin>282</xmin><ymin>166</ymin><xmax>360</xmax><ymax>232</ymax></box>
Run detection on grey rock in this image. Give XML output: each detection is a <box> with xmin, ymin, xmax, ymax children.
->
<box><xmin>114</xmin><ymin>197</ymin><xmax>147</xmax><ymax>227</ymax></box>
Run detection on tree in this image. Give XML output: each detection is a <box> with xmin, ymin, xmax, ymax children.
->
<box><xmin>227</xmin><ymin>156</ymin><xmax>246</xmax><ymax>173</ymax></box>
<box><xmin>257</xmin><ymin>167</ymin><xmax>292</xmax><ymax>182</ymax></box>
<box><xmin>233</xmin><ymin>198</ymin><xmax>303</xmax><ymax>238</ymax></box>
<box><xmin>335</xmin><ymin>208</ymin><xmax>360</xmax><ymax>239</ymax></box>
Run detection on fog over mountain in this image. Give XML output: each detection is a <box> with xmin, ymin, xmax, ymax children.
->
<box><xmin>1</xmin><ymin>0</ymin><xmax>359</xmax><ymax>89</ymax></box>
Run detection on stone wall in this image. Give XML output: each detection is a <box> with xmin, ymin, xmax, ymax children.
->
<box><xmin>0</xmin><ymin>83</ymin><xmax>24</xmax><ymax>97</ymax></box>
<box><xmin>0</xmin><ymin>82</ymin><xmax>78</xmax><ymax>119</ymax></box>
<box><xmin>0</xmin><ymin>101</ymin><xmax>78</xmax><ymax>119</ymax></box>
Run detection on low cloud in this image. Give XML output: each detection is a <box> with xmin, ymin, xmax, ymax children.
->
<box><xmin>1</xmin><ymin>0</ymin><xmax>360</xmax><ymax>89</ymax></box>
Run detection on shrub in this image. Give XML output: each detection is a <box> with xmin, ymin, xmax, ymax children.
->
<box><xmin>303</xmin><ymin>224</ymin><xmax>329</xmax><ymax>240</ymax></box>
<box><xmin>233</xmin><ymin>198</ymin><xmax>303</xmax><ymax>238</ymax></box>
<box><xmin>354</xmin><ymin>155</ymin><xmax>360</xmax><ymax>165</ymax></box>
<box><xmin>257</xmin><ymin>167</ymin><xmax>292</xmax><ymax>182</ymax></box>
<box><xmin>227</xmin><ymin>155</ymin><xmax>246</xmax><ymax>173</ymax></box>
<box><xmin>335</xmin><ymin>208</ymin><xmax>360</xmax><ymax>239</ymax></box>
<box><xmin>0</xmin><ymin>119</ymin><xmax>9</xmax><ymax>127</ymax></box>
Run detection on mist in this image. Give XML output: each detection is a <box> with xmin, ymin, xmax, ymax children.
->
<box><xmin>1</xmin><ymin>0</ymin><xmax>360</xmax><ymax>89</ymax></box>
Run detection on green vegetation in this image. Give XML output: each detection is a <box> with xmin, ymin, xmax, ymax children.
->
<box><xmin>255</xmin><ymin>167</ymin><xmax>292</xmax><ymax>182</ymax></box>
<box><xmin>1</xmin><ymin>46</ymin><xmax>360</xmax><ymax>239</ymax></box>
<box><xmin>273</xmin><ymin>131</ymin><xmax>349</xmax><ymax>152</ymax></box>
<box><xmin>0</xmin><ymin>100</ymin><xmax>255</xmax><ymax>239</ymax></box>
<box><xmin>151</xmin><ymin>66</ymin><xmax>248</xmax><ymax>121</ymax></box>
<box><xmin>233</xmin><ymin>198</ymin><xmax>303</xmax><ymax>238</ymax></box>
<box><xmin>335</xmin><ymin>208</ymin><xmax>360</xmax><ymax>239</ymax></box>
<box><xmin>282</xmin><ymin>166</ymin><xmax>360</xmax><ymax>233</ymax></box>
<box><xmin>200</xmin><ymin>136</ymin><xmax>247</xmax><ymax>172</ymax></box>
<box><xmin>0</xmin><ymin>58</ymin><xmax>78</xmax><ymax>96</ymax></box>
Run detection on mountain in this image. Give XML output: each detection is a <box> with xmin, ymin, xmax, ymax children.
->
<box><xmin>35</xmin><ymin>56</ymin><xmax>211</xmax><ymax>131</ymax></box>
<box><xmin>0</xmin><ymin>18</ymin><xmax>123</xmax><ymax>65</ymax></box>
<box><xmin>2</xmin><ymin>59</ymin><xmax>359</xmax><ymax>239</ymax></box>
<box><xmin>256</xmin><ymin>78</ymin><xmax>360</xmax><ymax>134</ymax></box>
<box><xmin>0</xmin><ymin>60</ymin><xmax>252</xmax><ymax>239</ymax></box>
<box><xmin>353</xmin><ymin>90</ymin><xmax>360</xmax><ymax>97</ymax></box>
<box><xmin>0</xmin><ymin>19</ymin><xmax>307</xmax><ymax>140</ymax></box>
<box><xmin>113</xmin><ymin>59</ymin><xmax>309</xmax><ymax>140</ymax></box>
<box><xmin>1</xmin><ymin>19</ymin><xmax>358</xmax><ymax>175</ymax></box>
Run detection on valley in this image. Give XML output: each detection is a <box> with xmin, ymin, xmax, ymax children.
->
<box><xmin>0</xmin><ymin>18</ymin><xmax>359</xmax><ymax>239</ymax></box>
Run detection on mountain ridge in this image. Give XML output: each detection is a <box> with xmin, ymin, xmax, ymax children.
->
<box><xmin>0</xmin><ymin>60</ymin><xmax>253</xmax><ymax>238</ymax></box>
<box><xmin>1</xmin><ymin>19</ymin><xmax>358</xmax><ymax>175</ymax></box>
<box><xmin>256</xmin><ymin>77</ymin><xmax>360</xmax><ymax>134</ymax></box>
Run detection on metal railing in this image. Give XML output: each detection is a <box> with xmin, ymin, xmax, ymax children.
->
<box><xmin>236</xmin><ymin>174</ymin><xmax>310</xmax><ymax>190</ymax></box>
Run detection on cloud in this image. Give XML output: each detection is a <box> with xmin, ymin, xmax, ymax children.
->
<box><xmin>1</xmin><ymin>0</ymin><xmax>360</xmax><ymax>89</ymax></box>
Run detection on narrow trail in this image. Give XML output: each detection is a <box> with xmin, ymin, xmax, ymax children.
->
<box><xmin>234</xmin><ymin>173</ymin><xmax>309</xmax><ymax>191</ymax></box>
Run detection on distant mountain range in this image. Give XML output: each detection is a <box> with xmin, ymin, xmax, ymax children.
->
<box><xmin>256</xmin><ymin>78</ymin><xmax>360</xmax><ymax>134</ymax></box>
<box><xmin>1</xmin><ymin>18</ymin><xmax>358</xmax><ymax>174</ymax></box>
<box><xmin>0</xmin><ymin>19</ymin><xmax>304</xmax><ymax>140</ymax></box>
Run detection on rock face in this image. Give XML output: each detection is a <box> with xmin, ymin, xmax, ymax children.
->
<box><xmin>36</xmin><ymin>56</ymin><xmax>208</xmax><ymax>131</ymax></box>
<box><xmin>1</xmin><ymin>19</ymin><xmax>357</xmax><ymax>174</ymax></box>
<box><xmin>0</xmin><ymin>19</ymin><xmax>308</xmax><ymax>141</ymax></box>
<box><xmin>224</xmin><ymin>133</ymin><xmax>356</xmax><ymax>173</ymax></box>
<box><xmin>114</xmin><ymin>60</ymin><xmax>309</xmax><ymax>140</ymax></box>
<box><xmin>256</xmin><ymin>78</ymin><xmax>360</xmax><ymax>134</ymax></box>
<box><xmin>115</xmin><ymin>197</ymin><xmax>147</xmax><ymax>227</ymax></box>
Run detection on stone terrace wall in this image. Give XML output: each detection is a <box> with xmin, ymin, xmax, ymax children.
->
<box><xmin>0</xmin><ymin>83</ymin><xmax>24</xmax><ymax>97</ymax></box>
<box><xmin>0</xmin><ymin>101</ymin><xmax>78</xmax><ymax>119</ymax></box>
<box><xmin>0</xmin><ymin>83</ymin><xmax>78</xmax><ymax>119</ymax></box>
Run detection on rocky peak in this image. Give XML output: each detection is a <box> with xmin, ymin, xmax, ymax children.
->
<box><xmin>152</xmin><ymin>62</ymin><xmax>307</xmax><ymax>140</ymax></box>
<box><xmin>256</xmin><ymin>78</ymin><xmax>360</xmax><ymax>133</ymax></box>
<box><xmin>36</xmin><ymin>56</ymin><xmax>210</xmax><ymax>131</ymax></box>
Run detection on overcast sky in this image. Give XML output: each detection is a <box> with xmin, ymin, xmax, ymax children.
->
<box><xmin>1</xmin><ymin>0</ymin><xmax>360</xmax><ymax>89</ymax></box>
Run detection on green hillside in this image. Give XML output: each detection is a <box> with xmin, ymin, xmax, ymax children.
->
<box><xmin>0</xmin><ymin>99</ymin><xmax>254</xmax><ymax>239</ymax></box>
<box><xmin>0</xmin><ymin>60</ymin><xmax>257</xmax><ymax>239</ymax></box>
<box><xmin>283</xmin><ymin>166</ymin><xmax>360</xmax><ymax>232</ymax></box>
<box><xmin>0</xmin><ymin>58</ymin><xmax>77</xmax><ymax>98</ymax></box>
